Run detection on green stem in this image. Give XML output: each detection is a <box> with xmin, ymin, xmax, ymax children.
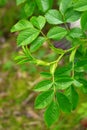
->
<box><xmin>51</xmin><ymin>53</ymin><xmax>65</xmax><ymax>96</ymax></box>
<box><xmin>64</xmin><ymin>23</ymin><xmax>70</xmax><ymax>32</ymax></box>
<box><xmin>61</xmin><ymin>13</ymin><xmax>70</xmax><ymax>32</ymax></box>
<box><xmin>53</xmin><ymin>74</ymin><xmax>56</xmax><ymax>92</ymax></box>
<box><xmin>50</xmin><ymin>53</ymin><xmax>65</xmax><ymax>65</ymax></box>
<box><xmin>41</xmin><ymin>31</ymin><xmax>47</xmax><ymax>39</ymax></box>
<box><xmin>71</xmin><ymin>61</ymin><xmax>75</xmax><ymax>78</ymax></box>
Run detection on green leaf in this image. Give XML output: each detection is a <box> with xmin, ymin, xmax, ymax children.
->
<box><xmin>15</xmin><ymin>54</ymin><xmax>33</xmax><ymax>63</ymax></box>
<box><xmin>34</xmin><ymin>90</ymin><xmax>54</xmax><ymax>109</ymax></box>
<box><xmin>16</xmin><ymin>59</ymin><xmax>30</xmax><ymax>64</ymax></box>
<box><xmin>69</xmin><ymin>48</ymin><xmax>77</xmax><ymax>62</ymax></box>
<box><xmin>81</xmin><ymin>11</ymin><xmax>87</xmax><ymax>31</ymax></box>
<box><xmin>44</xmin><ymin>101</ymin><xmax>60</xmax><ymax>127</ymax></box>
<box><xmin>11</xmin><ymin>19</ymin><xmax>33</xmax><ymax>32</ymax></box>
<box><xmin>74</xmin><ymin>0</ymin><xmax>87</xmax><ymax>11</ymax></box>
<box><xmin>22</xmin><ymin>46</ymin><xmax>32</xmax><ymax>57</ymax></box>
<box><xmin>20</xmin><ymin>0</ymin><xmax>35</xmax><ymax>18</ymax></box>
<box><xmin>75</xmin><ymin>58</ymin><xmax>87</xmax><ymax>68</ymax></box>
<box><xmin>15</xmin><ymin>46</ymin><xmax>34</xmax><ymax>64</ymax></box>
<box><xmin>79</xmin><ymin>78</ymin><xmax>87</xmax><ymax>93</ymax></box>
<box><xmin>47</xmin><ymin>27</ymin><xmax>67</xmax><ymax>40</ymax></box>
<box><xmin>59</xmin><ymin>0</ymin><xmax>72</xmax><ymax>14</ymax></box>
<box><xmin>56</xmin><ymin>92</ymin><xmax>71</xmax><ymax>113</ymax></box>
<box><xmin>70</xmin><ymin>86</ymin><xmax>79</xmax><ymax>110</ymax></box>
<box><xmin>40</xmin><ymin>72</ymin><xmax>51</xmax><ymax>78</ymax></box>
<box><xmin>65</xmin><ymin>8</ymin><xmax>81</xmax><ymax>22</ymax></box>
<box><xmin>54</xmin><ymin>64</ymin><xmax>72</xmax><ymax>76</ymax></box>
<box><xmin>30</xmin><ymin>16</ymin><xmax>46</xmax><ymax>30</ymax></box>
<box><xmin>35</xmin><ymin>0</ymin><xmax>53</xmax><ymax>12</ymax></box>
<box><xmin>16</xmin><ymin>0</ymin><xmax>26</xmax><ymax>5</ymax></box>
<box><xmin>55</xmin><ymin>76</ymin><xmax>73</xmax><ymax>90</ymax></box>
<box><xmin>34</xmin><ymin>80</ymin><xmax>53</xmax><ymax>92</ymax></box>
<box><xmin>45</xmin><ymin>9</ymin><xmax>63</xmax><ymax>25</ymax></box>
<box><xmin>17</xmin><ymin>28</ymin><xmax>40</xmax><ymax>46</ymax></box>
<box><xmin>30</xmin><ymin>37</ymin><xmax>45</xmax><ymax>52</ymax></box>
<box><xmin>64</xmin><ymin>86</ymin><xmax>79</xmax><ymax>110</ymax></box>
<box><xmin>73</xmin><ymin>79</ymin><xmax>83</xmax><ymax>88</ymax></box>
<box><xmin>69</xmin><ymin>28</ymin><xmax>83</xmax><ymax>38</ymax></box>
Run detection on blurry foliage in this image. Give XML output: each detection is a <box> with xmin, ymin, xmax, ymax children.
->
<box><xmin>0</xmin><ymin>0</ymin><xmax>19</xmax><ymax>37</ymax></box>
<box><xmin>0</xmin><ymin>0</ymin><xmax>7</xmax><ymax>7</ymax></box>
<box><xmin>78</xmin><ymin>103</ymin><xmax>87</xmax><ymax>118</ymax></box>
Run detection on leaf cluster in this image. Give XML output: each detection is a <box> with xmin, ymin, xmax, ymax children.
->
<box><xmin>11</xmin><ymin>0</ymin><xmax>87</xmax><ymax>127</ymax></box>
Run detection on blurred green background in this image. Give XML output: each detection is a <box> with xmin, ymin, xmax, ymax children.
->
<box><xmin>0</xmin><ymin>0</ymin><xmax>87</xmax><ymax>130</ymax></box>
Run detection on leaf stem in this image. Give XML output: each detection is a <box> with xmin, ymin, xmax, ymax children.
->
<box><xmin>71</xmin><ymin>61</ymin><xmax>75</xmax><ymax>78</ymax></box>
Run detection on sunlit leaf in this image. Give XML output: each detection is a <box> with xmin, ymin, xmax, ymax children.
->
<box><xmin>30</xmin><ymin>16</ymin><xmax>46</xmax><ymax>29</ymax></box>
<box><xmin>11</xmin><ymin>19</ymin><xmax>33</xmax><ymax>32</ymax></box>
<box><xmin>45</xmin><ymin>9</ymin><xmax>63</xmax><ymax>25</ymax></box>
<box><xmin>17</xmin><ymin>28</ymin><xmax>40</xmax><ymax>46</ymax></box>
